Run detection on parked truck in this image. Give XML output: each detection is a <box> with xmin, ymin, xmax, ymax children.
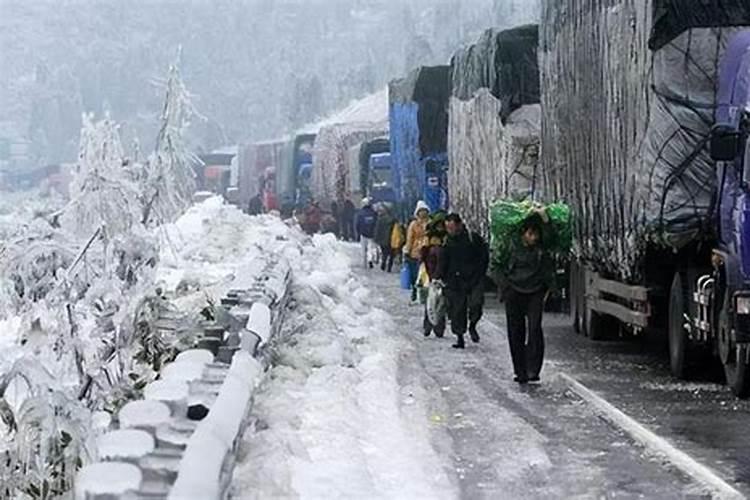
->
<box><xmin>389</xmin><ymin>66</ymin><xmax>451</xmax><ymax>215</ymax></box>
<box><xmin>541</xmin><ymin>0</ymin><xmax>750</xmax><ymax>396</ymax></box>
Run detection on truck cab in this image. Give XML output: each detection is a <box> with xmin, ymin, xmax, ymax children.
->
<box><xmin>368</xmin><ymin>152</ymin><xmax>397</xmax><ymax>205</ymax></box>
<box><xmin>698</xmin><ymin>31</ymin><xmax>750</xmax><ymax>396</ymax></box>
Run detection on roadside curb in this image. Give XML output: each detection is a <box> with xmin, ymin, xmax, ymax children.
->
<box><xmin>557</xmin><ymin>373</ymin><xmax>745</xmax><ymax>500</ymax></box>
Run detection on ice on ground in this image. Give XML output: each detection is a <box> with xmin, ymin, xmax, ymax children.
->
<box><xmin>118</xmin><ymin>400</ymin><xmax>171</xmax><ymax>429</ymax></box>
<box><xmin>76</xmin><ymin>462</ymin><xmax>142</xmax><ymax>500</ymax></box>
<box><xmin>232</xmin><ymin>235</ymin><xmax>456</xmax><ymax>500</ymax></box>
<box><xmin>97</xmin><ymin>429</ymin><xmax>155</xmax><ymax>460</ymax></box>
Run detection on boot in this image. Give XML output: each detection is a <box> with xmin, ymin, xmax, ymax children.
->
<box><xmin>469</xmin><ymin>324</ymin><xmax>480</xmax><ymax>343</ymax></box>
<box><xmin>452</xmin><ymin>335</ymin><xmax>465</xmax><ymax>349</ymax></box>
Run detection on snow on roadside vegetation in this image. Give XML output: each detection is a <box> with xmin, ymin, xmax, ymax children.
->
<box><xmin>232</xmin><ymin>234</ymin><xmax>457</xmax><ymax>500</ymax></box>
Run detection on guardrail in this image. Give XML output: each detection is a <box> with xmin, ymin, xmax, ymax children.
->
<box><xmin>75</xmin><ymin>257</ymin><xmax>291</xmax><ymax>500</ymax></box>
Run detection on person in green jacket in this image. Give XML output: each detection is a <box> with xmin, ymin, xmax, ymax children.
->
<box><xmin>500</xmin><ymin>208</ymin><xmax>555</xmax><ymax>384</ymax></box>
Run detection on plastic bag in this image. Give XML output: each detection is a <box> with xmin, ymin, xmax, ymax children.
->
<box><xmin>400</xmin><ymin>263</ymin><xmax>412</xmax><ymax>290</ymax></box>
<box><xmin>426</xmin><ymin>280</ymin><xmax>446</xmax><ymax>326</ymax></box>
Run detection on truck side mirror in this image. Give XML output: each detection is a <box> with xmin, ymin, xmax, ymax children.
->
<box><xmin>710</xmin><ymin>125</ymin><xmax>741</xmax><ymax>162</ymax></box>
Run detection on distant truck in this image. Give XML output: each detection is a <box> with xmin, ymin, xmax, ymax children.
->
<box><xmin>368</xmin><ymin>152</ymin><xmax>397</xmax><ymax>205</ymax></box>
<box><xmin>541</xmin><ymin>0</ymin><xmax>750</xmax><ymax>396</ymax></box>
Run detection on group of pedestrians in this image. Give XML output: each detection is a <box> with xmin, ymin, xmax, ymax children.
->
<box><xmin>388</xmin><ymin>200</ymin><xmax>555</xmax><ymax>385</ymax></box>
<box><xmin>285</xmin><ymin>194</ymin><xmax>556</xmax><ymax>385</ymax></box>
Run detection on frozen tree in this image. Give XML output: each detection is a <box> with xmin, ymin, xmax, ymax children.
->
<box><xmin>61</xmin><ymin>113</ymin><xmax>140</xmax><ymax>239</ymax></box>
<box><xmin>141</xmin><ymin>63</ymin><xmax>198</xmax><ymax>226</ymax></box>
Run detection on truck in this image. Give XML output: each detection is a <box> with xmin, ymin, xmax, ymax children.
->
<box><xmin>310</xmin><ymin>122</ymin><xmax>387</xmax><ymax>207</ymax></box>
<box><xmin>388</xmin><ymin>66</ymin><xmax>451</xmax><ymax>216</ymax></box>
<box><xmin>238</xmin><ymin>139</ymin><xmax>289</xmax><ymax>211</ymax></box>
<box><xmin>541</xmin><ymin>0</ymin><xmax>750</xmax><ymax>396</ymax></box>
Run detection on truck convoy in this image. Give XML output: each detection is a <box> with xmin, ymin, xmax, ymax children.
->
<box><xmin>541</xmin><ymin>0</ymin><xmax>750</xmax><ymax>396</ymax></box>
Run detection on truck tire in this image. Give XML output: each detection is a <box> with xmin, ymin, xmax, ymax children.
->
<box><xmin>718</xmin><ymin>300</ymin><xmax>750</xmax><ymax>398</ymax></box>
<box><xmin>585</xmin><ymin>304</ymin><xmax>607</xmax><ymax>341</ymax></box>
<box><xmin>571</xmin><ymin>261</ymin><xmax>581</xmax><ymax>334</ymax></box>
<box><xmin>668</xmin><ymin>272</ymin><xmax>690</xmax><ymax>379</ymax></box>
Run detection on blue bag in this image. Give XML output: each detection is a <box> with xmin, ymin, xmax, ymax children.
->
<box><xmin>400</xmin><ymin>262</ymin><xmax>412</xmax><ymax>290</ymax></box>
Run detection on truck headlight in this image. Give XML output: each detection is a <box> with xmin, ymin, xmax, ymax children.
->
<box><xmin>737</xmin><ymin>296</ymin><xmax>750</xmax><ymax>315</ymax></box>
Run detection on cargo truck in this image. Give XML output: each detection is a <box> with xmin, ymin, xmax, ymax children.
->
<box><xmin>541</xmin><ymin>0</ymin><xmax>750</xmax><ymax>396</ymax></box>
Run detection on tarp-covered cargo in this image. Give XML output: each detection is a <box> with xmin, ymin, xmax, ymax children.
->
<box><xmin>238</xmin><ymin>139</ymin><xmax>290</xmax><ymax>208</ymax></box>
<box><xmin>448</xmin><ymin>92</ymin><xmax>540</xmax><ymax>237</ymax></box>
<box><xmin>540</xmin><ymin>0</ymin><xmax>750</xmax><ymax>282</ymax></box>
<box><xmin>448</xmin><ymin>24</ymin><xmax>541</xmax><ymax>237</ymax></box>
<box><xmin>389</xmin><ymin>66</ymin><xmax>451</xmax><ymax>214</ymax></box>
<box><xmin>311</xmin><ymin>122</ymin><xmax>388</xmax><ymax>205</ymax></box>
<box><xmin>450</xmin><ymin>25</ymin><xmax>539</xmax><ymax>122</ymax></box>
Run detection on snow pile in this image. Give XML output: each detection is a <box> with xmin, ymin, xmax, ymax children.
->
<box><xmin>232</xmin><ymin>235</ymin><xmax>456</xmax><ymax>500</ymax></box>
<box><xmin>155</xmin><ymin>196</ymin><xmax>304</xmax><ymax>309</ymax></box>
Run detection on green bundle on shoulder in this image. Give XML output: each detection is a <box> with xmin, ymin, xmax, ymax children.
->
<box><xmin>488</xmin><ymin>200</ymin><xmax>573</xmax><ymax>272</ymax></box>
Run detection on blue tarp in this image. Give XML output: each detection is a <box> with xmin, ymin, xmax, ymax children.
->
<box><xmin>389</xmin><ymin>66</ymin><xmax>451</xmax><ymax>217</ymax></box>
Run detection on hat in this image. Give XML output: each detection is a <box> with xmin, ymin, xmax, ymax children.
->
<box><xmin>414</xmin><ymin>200</ymin><xmax>430</xmax><ymax>216</ymax></box>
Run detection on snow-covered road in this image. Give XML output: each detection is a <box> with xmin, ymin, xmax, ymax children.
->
<box><xmin>232</xmin><ymin>239</ymin><xmax>703</xmax><ymax>499</ymax></box>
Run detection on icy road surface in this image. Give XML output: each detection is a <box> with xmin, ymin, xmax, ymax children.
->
<box><xmin>232</xmin><ymin>241</ymin><xmax>704</xmax><ymax>499</ymax></box>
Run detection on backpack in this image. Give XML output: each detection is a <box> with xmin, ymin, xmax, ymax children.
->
<box><xmin>390</xmin><ymin>223</ymin><xmax>406</xmax><ymax>250</ymax></box>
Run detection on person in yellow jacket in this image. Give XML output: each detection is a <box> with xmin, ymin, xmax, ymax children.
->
<box><xmin>403</xmin><ymin>200</ymin><xmax>430</xmax><ymax>302</ymax></box>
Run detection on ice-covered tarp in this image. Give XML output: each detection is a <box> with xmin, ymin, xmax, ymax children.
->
<box><xmin>540</xmin><ymin>0</ymin><xmax>750</xmax><ymax>282</ymax></box>
<box><xmin>311</xmin><ymin>122</ymin><xmax>388</xmax><ymax>205</ymax></box>
<box><xmin>448</xmin><ymin>92</ymin><xmax>540</xmax><ymax>237</ymax></box>
<box><xmin>451</xmin><ymin>25</ymin><xmax>539</xmax><ymax>122</ymax></box>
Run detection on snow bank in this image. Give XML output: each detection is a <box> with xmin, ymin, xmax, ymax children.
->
<box><xmin>232</xmin><ymin>236</ymin><xmax>456</xmax><ymax>499</ymax></box>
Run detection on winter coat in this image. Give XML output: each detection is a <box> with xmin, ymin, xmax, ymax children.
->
<box><xmin>356</xmin><ymin>206</ymin><xmax>378</xmax><ymax>239</ymax></box>
<box><xmin>302</xmin><ymin>205</ymin><xmax>322</xmax><ymax>234</ymax></box>
<box><xmin>374</xmin><ymin>212</ymin><xmax>397</xmax><ymax>247</ymax></box>
<box><xmin>438</xmin><ymin>228</ymin><xmax>489</xmax><ymax>292</ymax></box>
<box><xmin>405</xmin><ymin>219</ymin><xmax>428</xmax><ymax>260</ymax></box>
<box><xmin>421</xmin><ymin>236</ymin><xmax>445</xmax><ymax>279</ymax></box>
<box><xmin>248</xmin><ymin>195</ymin><xmax>264</xmax><ymax>216</ymax></box>
<box><xmin>502</xmin><ymin>242</ymin><xmax>555</xmax><ymax>294</ymax></box>
<box><xmin>342</xmin><ymin>200</ymin><xmax>356</xmax><ymax>221</ymax></box>
<box><xmin>404</xmin><ymin>200</ymin><xmax>431</xmax><ymax>260</ymax></box>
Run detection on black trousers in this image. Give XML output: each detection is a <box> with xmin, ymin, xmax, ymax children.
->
<box><xmin>505</xmin><ymin>288</ymin><xmax>546</xmax><ymax>380</ymax></box>
<box><xmin>341</xmin><ymin>218</ymin><xmax>355</xmax><ymax>241</ymax></box>
<box><xmin>380</xmin><ymin>245</ymin><xmax>395</xmax><ymax>272</ymax></box>
<box><xmin>446</xmin><ymin>284</ymin><xmax>484</xmax><ymax>336</ymax></box>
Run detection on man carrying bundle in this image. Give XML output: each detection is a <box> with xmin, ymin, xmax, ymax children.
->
<box><xmin>439</xmin><ymin>213</ymin><xmax>489</xmax><ymax>349</ymax></box>
<box><xmin>499</xmin><ymin>208</ymin><xmax>555</xmax><ymax>384</ymax></box>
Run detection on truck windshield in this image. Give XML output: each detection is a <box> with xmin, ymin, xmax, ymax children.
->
<box><xmin>370</xmin><ymin>166</ymin><xmax>392</xmax><ymax>188</ymax></box>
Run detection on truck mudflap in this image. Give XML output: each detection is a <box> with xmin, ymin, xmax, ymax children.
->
<box><xmin>733</xmin><ymin>292</ymin><xmax>750</xmax><ymax>343</ymax></box>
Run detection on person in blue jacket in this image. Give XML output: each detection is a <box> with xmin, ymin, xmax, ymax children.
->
<box><xmin>356</xmin><ymin>198</ymin><xmax>378</xmax><ymax>269</ymax></box>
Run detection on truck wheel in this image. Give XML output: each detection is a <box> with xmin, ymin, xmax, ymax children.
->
<box><xmin>668</xmin><ymin>272</ymin><xmax>690</xmax><ymax>379</ymax></box>
<box><xmin>718</xmin><ymin>303</ymin><xmax>750</xmax><ymax>398</ymax></box>
<box><xmin>571</xmin><ymin>261</ymin><xmax>581</xmax><ymax>334</ymax></box>
<box><xmin>585</xmin><ymin>305</ymin><xmax>608</xmax><ymax>341</ymax></box>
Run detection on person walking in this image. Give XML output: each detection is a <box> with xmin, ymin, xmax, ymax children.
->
<box><xmin>302</xmin><ymin>201</ymin><xmax>322</xmax><ymax>235</ymax></box>
<box><xmin>500</xmin><ymin>209</ymin><xmax>554</xmax><ymax>384</ymax></box>
<box><xmin>421</xmin><ymin>211</ymin><xmax>447</xmax><ymax>337</ymax></box>
<box><xmin>248</xmin><ymin>192</ymin><xmax>264</xmax><ymax>216</ymax></box>
<box><xmin>341</xmin><ymin>198</ymin><xmax>357</xmax><ymax>241</ymax></box>
<box><xmin>403</xmin><ymin>201</ymin><xmax>431</xmax><ymax>302</ymax></box>
<box><xmin>356</xmin><ymin>198</ymin><xmax>378</xmax><ymax>269</ymax></box>
<box><xmin>439</xmin><ymin>213</ymin><xmax>489</xmax><ymax>349</ymax></box>
<box><xmin>374</xmin><ymin>204</ymin><xmax>397</xmax><ymax>272</ymax></box>
<box><xmin>330</xmin><ymin>201</ymin><xmax>341</xmax><ymax>239</ymax></box>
